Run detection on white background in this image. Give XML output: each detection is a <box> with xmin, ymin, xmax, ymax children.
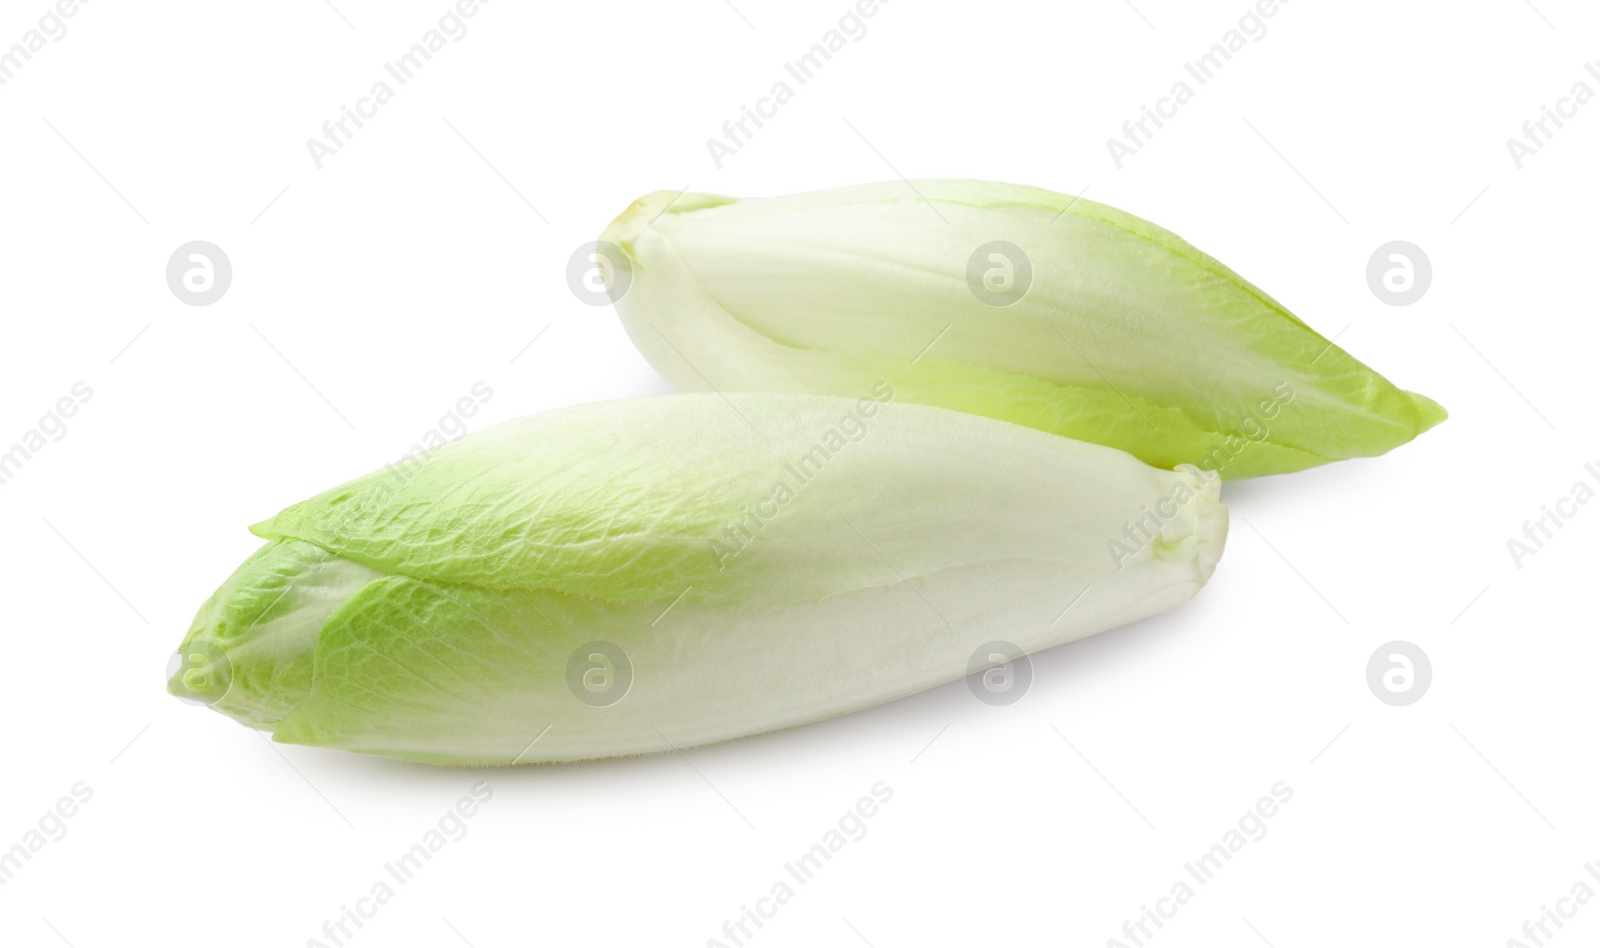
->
<box><xmin>1</xmin><ymin>0</ymin><xmax>1594</xmax><ymax>945</ymax></box>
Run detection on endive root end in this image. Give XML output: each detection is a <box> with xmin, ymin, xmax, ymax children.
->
<box><xmin>1174</xmin><ymin>464</ymin><xmax>1228</xmax><ymax>584</ymax></box>
<box><xmin>601</xmin><ymin>190</ymin><xmax>735</xmax><ymax>251</ymax></box>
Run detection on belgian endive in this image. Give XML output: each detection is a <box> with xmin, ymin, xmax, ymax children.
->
<box><xmin>600</xmin><ymin>180</ymin><xmax>1445</xmax><ymax>479</ymax></box>
<box><xmin>168</xmin><ymin>393</ymin><xmax>1226</xmax><ymax>765</ymax></box>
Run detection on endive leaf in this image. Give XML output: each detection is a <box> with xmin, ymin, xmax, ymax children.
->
<box><xmin>600</xmin><ymin>180</ymin><xmax>1445</xmax><ymax>478</ymax></box>
<box><xmin>171</xmin><ymin>394</ymin><xmax>1227</xmax><ymax>764</ymax></box>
